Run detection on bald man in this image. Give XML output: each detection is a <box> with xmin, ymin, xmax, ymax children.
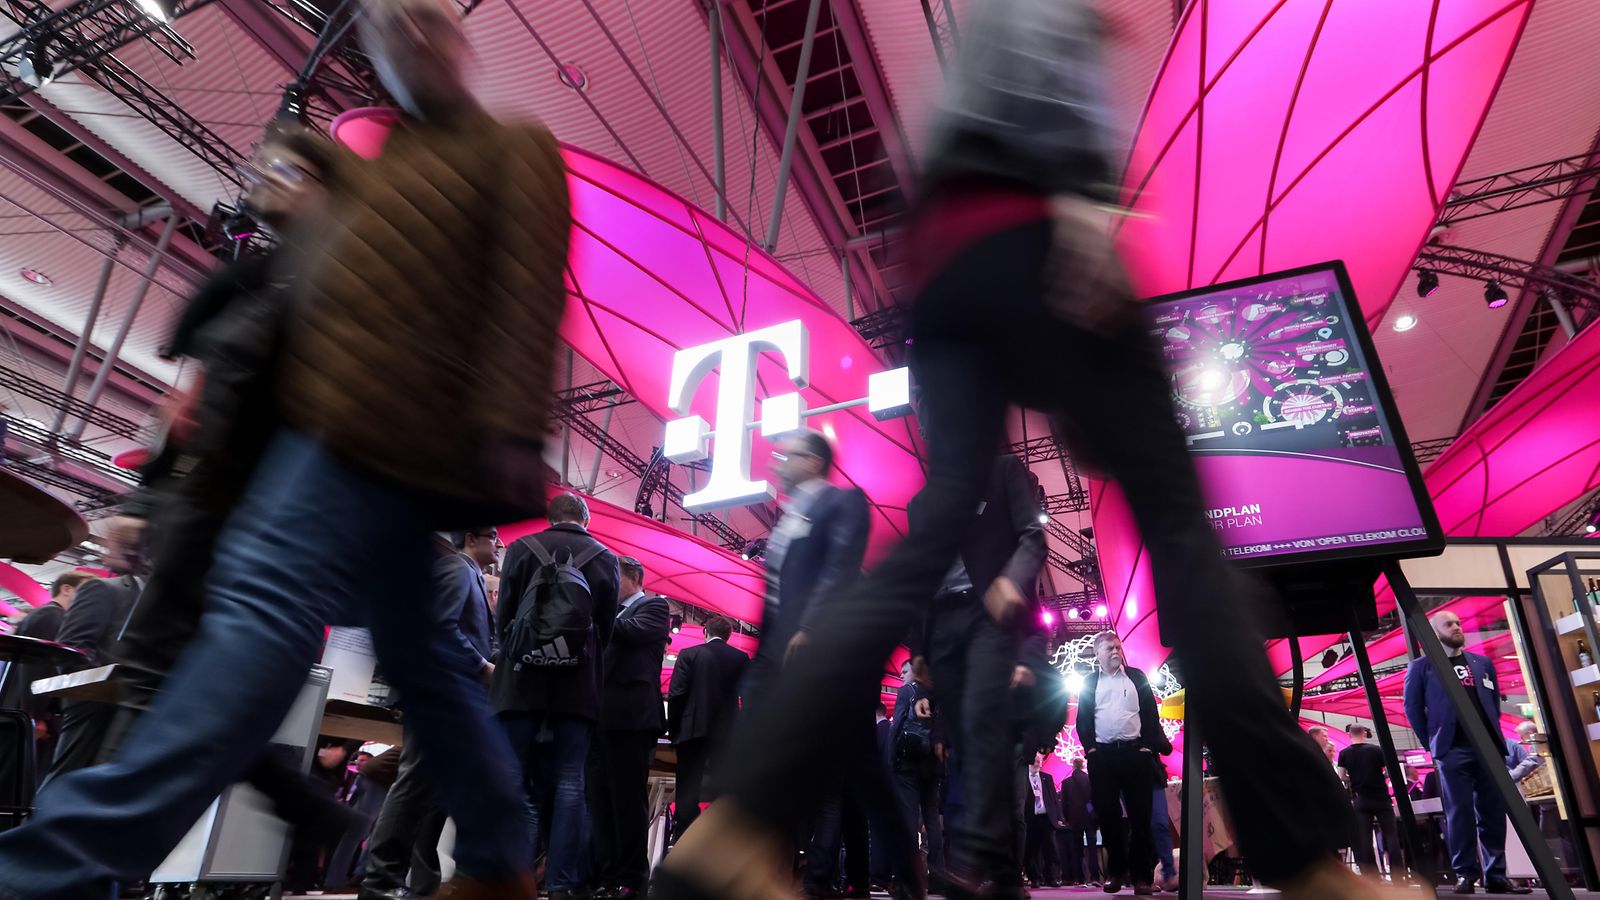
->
<box><xmin>1403</xmin><ymin>611</ymin><xmax>1528</xmax><ymax>895</ymax></box>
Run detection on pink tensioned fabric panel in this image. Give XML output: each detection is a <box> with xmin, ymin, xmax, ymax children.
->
<box><xmin>0</xmin><ymin>561</ymin><xmax>47</xmax><ymax>614</ymax></box>
<box><xmin>501</xmin><ymin>491</ymin><xmax>765</xmax><ymax>624</ymax></box>
<box><xmin>329</xmin><ymin>112</ymin><xmax>925</xmax><ymax>562</ymax></box>
<box><xmin>1096</xmin><ymin>0</ymin><xmax>1532</xmax><ymax>675</ymax></box>
<box><xmin>1304</xmin><ymin>595</ymin><xmax>1507</xmax><ymax>689</ymax></box>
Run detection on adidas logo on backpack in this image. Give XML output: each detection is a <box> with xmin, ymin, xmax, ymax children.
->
<box><xmin>505</xmin><ymin>537</ymin><xmax>605</xmax><ymax>673</ymax></box>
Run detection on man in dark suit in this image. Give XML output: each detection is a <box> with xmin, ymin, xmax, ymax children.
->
<box><xmin>667</xmin><ymin>615</ymin><xmax>748</xmax><ymax>839</ymax></box>
<box><xmin>1023</xmin><ymin>750</ymin><xmax>1066</xmax><ymax>886</ymax></box>
<box><xmin>748</xmin><ymin>430</ymin><xmax>869</xmax><ymax>704</ymax></box>
<box><xmin>0</xmin><ymin>572</ymin><xmax>94</xmax><ymax>777</ymax></box>
<box><xmin>1403</xmin><ymin>610</ymin><xmax>1528</xmax><ymax>895</ymax></box>
<box><xmin>1075</xmin><ymin>632</ymin><xmax>1172</xmax><ymax>895</ymax></box>
<box><xmin>590</xmin><ymin>557</ymin><xmax>671</xmax><ymax>900</ymax></box>
<box><xmin>919</xmin><ymin>453</ymin><xmax>1045</xmax><ymax>895</ymax></box>
<box><xmin>890</xmin><ymin>659</ymin><xmax>945</xmax><ymax>885</ymax></box>
<box><xmin>1058</xmin><ymin>756</ymin><xmax>1097</xmax><ymax>885</ymax></box>
<box><xmin>41</xmin><ymin>573</ymin><xmax>143</xmax><ymax>785</ymax></box>
<box><xmin>494</xmin><ymin>493</ymin><xmax>620</xmax><ymax>900</ymax></box>
<box><xmin>360</xmin><ymin>528</ymin><xmax>500</xmax><ymax>900</ymax></box>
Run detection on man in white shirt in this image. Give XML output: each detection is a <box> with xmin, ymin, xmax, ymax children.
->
<box><xmin>1074</xmin><ymin>632</ymin><xmax>1172</xmax><ymax>895</ymax></box>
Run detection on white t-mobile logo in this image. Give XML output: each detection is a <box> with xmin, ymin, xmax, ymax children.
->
<box><xmin>663</xmin><ymin>319</ymin><xmax>911</xmax><ymax>510</ymax></box>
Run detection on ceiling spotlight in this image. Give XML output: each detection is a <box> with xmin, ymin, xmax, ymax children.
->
<box><xmin>136</xmin><ymin>0</ymin><xmax>176</xmax><ymax>20</ymax></box>
<box><xmin>19</xmin><ymin>39</ymin><xmax>53</xmax><ymax>87</ymax></box>
<box><xmin>1392</xmin><ymin>313</ymin><xmax>1418</xmax><ymax>333</ymax></box>
<box><xmin>1587</xmin><ymin>524</ymin><xmax>1597</xmax><ymax>534</ymax></box>
<box><xmin>1320</xmin><ymin>649</ymin><xmax>1339</xmax><ymax>668</ymax></box>
<box><xmin>669</xmin><ymin>613</ymin><xmax>684</xmax><ymax>635</ymax></box>
<box><xmin>1041</xmin><ymin>611</ymin><xmax>1054</xmax><ymax>626</ymax></box>
<box><xmin>19</xmin><ymin>268</ymin><xmax>51</xmax><ymax>286</ymax></box>
<box><xmin>1484</xmin><ymin>281</ymin><xmax>1509</xmax><ymax>309</ymax></box>
<box><xmin>1093</xmin><ymin>603</ymin><xmax>1108</xmax><ymax>618</ymax></box>
<box><xmin>1415</xmin><ymin>269</ymin><xmax>1439</xmax><ymax>298</ymax></box>
<box><xmin>221</xmin><ymin>208</ymin><xmax>257</xmax><ymax>241</ymax></box>
<box><xmin>1038</xmin><ymin>513</ymin><xmax>1049</xmax><ymax>524</ymax></box>
<box><xmin>558</xmin><ymin>63</ymin><xmax>588</xmax><ymax>91</ymax></box>
<box><xmin>1067</xmin><ymin>608</ymin><xmax>1080</xmax><ymax>620</ymax></box>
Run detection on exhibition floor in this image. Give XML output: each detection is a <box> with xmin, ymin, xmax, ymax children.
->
<box><xmin>281</xmin><ymin>890</ymin><xmax>1600</xmax><ymax>900</ymax></box>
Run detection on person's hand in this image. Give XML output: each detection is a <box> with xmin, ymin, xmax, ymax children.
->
<box><xmin>1011</xmin><ymin>665</ymin><xmax>1037</xmax><ymax>690</ymax></box>
<box><xmin>480</xmin><ymin>661</ymin><xmax>496</xmax><ymax>685</ymax></box>
<box><xmin>983</xmin><ymin>575</ymin><xmax>1026</xmax><ymax>626</ymax></box>
<box><xmin>914</xmin><ymin>698</ymin><xmax>932</xmax><ymax>719</ymax></box>
<box><xmin>157</xmin><ymin>372</ymin><xmax>204</xmax><ymax>447</ymax></box>
<box><xmin>785</xmin><ymin>631</ymin><xmax>809</xmax><ymax>665</ymax></box>
<box><xmin>1045</xmin><ymin>196</ymin><xmax>1139</xmax><ymax>337</ymax></box>
<box><xmin>935</xmin><ymin>743</ymin><xmax>947</xmax><ymax>764</ymax></box>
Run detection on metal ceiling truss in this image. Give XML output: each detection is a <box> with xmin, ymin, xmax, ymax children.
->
<box><xmin>0</xmin><ymin>365</ymin><xmax>143</xmax><ymax>440</ymax></box>
<box><xmin>1415</xmin><ymin>244</ymin><xmax>1600</xmax><ymax>314</ymax></box>
<box><xmin>2</xmin><ymin>413</ymin><xmax>138</xmax><ymax>487</ymax></box>
<box><xmin>1439</xmin><ymin>152</ymin><xmax>1600</xmax><ymax>227</ymax></box>
<box><xmin>551</xmin><ymin>382</ymin><xmax>747</xmax><ymax>550</ymax></box>
<box><xmin>1544</xmin><ymin>487</ymin><xmax>1600</xmax><ymax>537</ymax></box>
<box><xmin>0</xmin><ymin>0</ymin><xmax>244</xmax><ymax>188</ymax></box>
<box><xmin>1409</xmin><ymin>436</ymin><xmax>1454</xmax><ymax>465</ymax></box>
<box><xmin>1</xmin><ymin>454</ymin><xmax>119</xmax><ymax>509</ymax></box>
<box><xmin>918</xmin><ymin>0</ymin><xmax>958</xmax><ymax>69</ymax></box>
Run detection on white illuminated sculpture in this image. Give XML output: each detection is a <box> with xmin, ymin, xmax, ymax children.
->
<box><xmin>664</xmin><ymin>319</ymin><xmax>911</xmax><ymax>510</ymax></box>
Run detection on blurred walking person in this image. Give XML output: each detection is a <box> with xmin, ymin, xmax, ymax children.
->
<box><xmin>652</xmin><ymin>2</ymin><xmax>1364</xmax><ymax>900</ymax></box>
<box><xmin>0</xmin><ymin>0</ymin><xmax>571</xmax><ymax>894</ymax></box>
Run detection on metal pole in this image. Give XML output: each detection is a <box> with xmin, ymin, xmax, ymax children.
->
<box><xmin>561</xmin><ymin>349</ymin><xmax>574</xmax><ymax>487</ymax></box>
<box><xmin>842</xmin><ymin>251</ymin><xmax>854</xmax><ymax>320</ymax></box>
<box><xmin>710</xmin><ymin>0</ymin><xmax>726</xmax><ymax>222</ymax></box>
<box><xmin>919</xmin><ymin>0</ymin><xmax>946</xmax><ymax>68</ymax></box>
<box><xmin>764</xmin><ymin>0</ymin><xmax>824</xmax><ymax>251</ymax></box>
<box><xmin>1546</xmin><ymin>291</ymin><xmax>1579</xmax><ymax>339</ymax></box>
<box><xmin>1349</xmin><ymin>620</ymin><xmax>1432</xmax><ymax>884</ymax></box>
<box><xmin>939</xmin><ymin>0</ymin><xmax>959</xmax><ymax>46</ymax></box>
<box><xmin>51</xmin><ymin>240</ymin><xmax>121</xmax><ymax>435</ymax></box>
<box><xmin>1179</xmin><ymin>702</ymin><xmax>1203</xmax><ymax>900</ymax></box>
<box><xmin>585</xmin><ymin>403</ymin><xmax>616</xmax><ymax>491</ymax></box>
<box><xmin>67</xmin><ymin>214</ymin><xmax>178</xmax><ymax>441</ymax></box>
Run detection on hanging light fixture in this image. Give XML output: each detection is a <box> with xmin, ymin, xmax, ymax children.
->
<box><xmin>1415</xmin><ymin>269</ymin><xmax>1439</xmax><ymax>298</ymax></box>
<box><xmin>1484</xmin><ymin>281</ymin><xmax>1509</xmax><ymax>309</ymax></box>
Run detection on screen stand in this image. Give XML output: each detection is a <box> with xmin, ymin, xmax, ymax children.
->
<box><xmin>1179</xmin><ymin>704</ymin><xmax>1204</xmax><ymax>900</ymax></box>
<box><xmin>1348</xmin><ymin>610</ymin><xmax>1432</xmax><ymax>885</ymax></box>
<box><xmin>1385</xmin><ymin>561</ymin><xmax>1572</xmax><ymax>899</ymax></box>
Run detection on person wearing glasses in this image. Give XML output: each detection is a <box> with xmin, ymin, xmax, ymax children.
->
<box><xmin>359</xmin><ymin>528</ymin><xmax>501</xmax><ymax>900</ymax></box>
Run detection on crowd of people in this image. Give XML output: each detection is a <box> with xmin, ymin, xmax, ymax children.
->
<box><xmin>0</xmin><ymin>0</ymin><xmax>1434</xmax><ymax>898</ymax></box>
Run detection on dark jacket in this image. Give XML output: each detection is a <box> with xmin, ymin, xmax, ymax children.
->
<box><xmin>889</xmin><ymin>679</ymin><xmax>939</xmax><ymax>773</ymax></box>
<box><xmin>1060</xmin><ymin>767</ymin><xmax>1093</xmax><ymax>830</ymax></box>
<box><xmin>433</xmin><ymin>551</ymin><xmax>495</xmax><ymax>672</ymax></box>
<box><xmin>759</xmin><ymin>484</ymin><xmax>869</xmax><ymax>660</ymax></box>
<box><xmin>0</xmin><ymin>601</ymin><xmax>67</xmax><ymax>718</ymax></box>
<box><xmin>1075</xmin><ymin>666</ymin><xmax>1172</xmax><ymax>756</ymax></box>
<box><xmin>1403</xmin><ymin>651</ymin><xmax>1502</xmax><ymax>757</ymax></box>
<box><xmin>912</xmin><ymin>455</ymin><xmax>1045</xmax><ymax>655</ymax></box>
<box><xmin>601</xmin><ymin>593</ymin><xmax>671</xmax><ymax>733</ymax></box>
<box><xmin>55</xmin><ymin>577</ymin><xmax>141</xmax><ymax>670</ymax></box>
<box><xmin>491</xmin><ymin>523</ymin><xmax>619</xmax><ymax>722</ymax></box>
<box><xmin>1027</xmin><ymin>769</ymin><xmax>1066</xmax><ymax>829</ymax></box>
<box><xmin>666</xmin><ymin>637</ymin><xmax>749</xmax><ymax>744</ymax></box>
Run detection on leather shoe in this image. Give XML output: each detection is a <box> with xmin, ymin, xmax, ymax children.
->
<box><xmin>1104</xmin><ymin>879</ymin><xmax>1124</xmax><ymax>894</ymax></box>
<box><xmin>1484</xmin><ymin>879</ymin><xmax>1530</xmax><ymax>895</ymax></box>
<box><xmin>434</xmin><ymin>873</ymin><xmax>539</xmax><ymax>900</ymax></box>
<box><xmin>1454</xmin><ymin>878</ymin><xmax>1477</xmax><ymax>894</ymax></box>
<box><xmin>357</xmin><ymin>890</ymin><xmax>410</xmax><ymax>900</ymax></box>
<box><xmin>1133</xmin><ymin>885</ymin><xmax>1155</xmax><ymax>896</ymax></box>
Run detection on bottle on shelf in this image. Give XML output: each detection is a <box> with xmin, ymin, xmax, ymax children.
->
<box><xmin>1581</xmin><ymin>639</ymin><xmax>1594</xmax><ymax>669</ymax></box>
<box><xmin>1593</xmin><ymin>690</ymin><xmax>1600</xmax><ymax>723</ymax></box>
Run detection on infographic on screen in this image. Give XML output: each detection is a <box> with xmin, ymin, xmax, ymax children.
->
<box><xmin>1148</xmin><ymin>266</ymin><xmax>1432</xmax><ymax>563</ymax></box>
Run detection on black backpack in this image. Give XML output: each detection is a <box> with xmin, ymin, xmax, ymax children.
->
<box><xmin>895</xmin><ymin>685</ymin><xmax>936</xmax><ymax>764</ymax></box>
<box><xmin>505</xmin><ymin>538</ymin><xmax>605</xmax><ymax>671</ymax></box>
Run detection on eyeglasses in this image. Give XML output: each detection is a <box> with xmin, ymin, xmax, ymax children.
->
<box><xmin>771</xmin><ymin>450</ymin><xmax>818</xmax><ymax>463</ymax></box>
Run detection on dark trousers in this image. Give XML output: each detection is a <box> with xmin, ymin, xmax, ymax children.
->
<box><xmin>673</xmin><ymin>738</ymin><xmax>716</xmax><ymax>839</ymax></box>
<box><xmin>928</xmin><ymin>592</ymin><xmax>1017</xmax><ymax>885</ymax></box>
<box><xmin>1024</xmin><ymin>815</ymin><xmax>1060</xmax><ymax>884</ymax></box>
<box><xmin>894</xmin><ymin>766</ymin><xmax>946</xmax><ymax>875</ymax></box>
<box><xmin>1351</xmin><ymin>795</ymin><xmax>1398</xmax><ymax>877</ymax></box>
<box><xmin>362</xmin><ymin>739</ymin><xmax>447</xmax><ymax>896</ymax></box>
<box><xmin>39</xmin><ymin>702</ymin><xmax>115</xmax><ymax>788</ymax></box>
<box><xmin>1437</xmin><ymin>747</ymin><xmax>1507</xmax><ymax>882</ymax></box>
<box><xmin>1088</xmin><ymin>744</ymin><xmax>1154</xmax><ymax>883</ymax></box>
<box><xmin>589</xmin><ymin>728</ymin><xmax>660</xmax><ymax>890</ymax></box>
<box><xmin>806</xmin><ymin>720</ymin><xmax>919</xmax><ymax>893</ymax></box>
<box><xmin>1058</xmin><ymin>828</ymin><xmax>1088</xmax><ymax>883</ymax></box>
<box><xmin>712</xmin><ymin>217</ymin><xmax>1349</xmax><ymax>891</ymax></box>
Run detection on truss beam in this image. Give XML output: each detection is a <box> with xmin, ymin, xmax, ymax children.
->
<box><xmin>1440</xmin><ymin>152</ymin><xmax>1600</xmax><ymax>226</ymax></box>
<box><xmin>1416</xmin><ymin>244</ymin><xmax>1600</xmax><ymax>313</ymax></box>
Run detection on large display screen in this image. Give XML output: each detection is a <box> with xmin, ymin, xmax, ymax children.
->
<box><xmin>1146</xmin><ymin>262</ymin><xmax>1443</xmax><ymax>567</ymax></box>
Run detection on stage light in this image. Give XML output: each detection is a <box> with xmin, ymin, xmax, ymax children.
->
<box><xmin>1067</xmin><ymin>608</ymin><xmax>1080</xmax><ymax>620</ymax></box>
<box><xmin>1320</xmin><ymin>649</ymin><xmax>1339</xmax><ymax>668</ymax></box>
<box><xmin>1415</xmin><ymin>269</ymin><xmax>1439</xmax><ymax>298</ymax></box>
<box><xmin>221</xmin><ymin>209</ymin><xmax>257</xmax><ymax>241</ymax></box>
<box><xmin>1484</xmin><ymin>281</ymin><xmax>1509</xmax><ymax>309</ymax></box>
<box><xmin>669</xmin><ymin>613</ymin><xmax>683</xmax><ymax>634</ymax></box>
<box><xmin>1064</xmin><ymin>672</ymin><xmax>1085</xmax><ymax>695</ymax></box>
<box><xmin>1093</xmin><ymin>603</ymin><xmax>1108</xmax><ymax>618</ymax></box>
<box><xmin>1038</xmin><ymin>513</ymin><xmax>1049</xmax><ymax>524</ymax></box>
<box><xmin>136</xmin><ymin>0</ymin><xmax>176</xmax><ymax>21</ymax></box>
<box><xmin>1586</xmin><ymin>524</ymin><xmax>1597</xmax><ymax>534</ymax></box>
<box><xmin>19</xmin><ymin>39</ymin><xmax>54</xmax><ymax>87</ymax></box>
<box><xmin>1042</xmin><ymin>611</ymin><xmax>1054</xmax><ymax>625</ymax></box>
<box><xmin>1392</xmin><ymin>313</ymin><xmax>1418</xmax><ymax>333</ymax></box>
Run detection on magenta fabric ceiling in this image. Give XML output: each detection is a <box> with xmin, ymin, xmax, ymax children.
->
<box><xmin>1094</xmin><ymin>0</ymin><xmax>1534</xmax><ymax>673</ymax></box>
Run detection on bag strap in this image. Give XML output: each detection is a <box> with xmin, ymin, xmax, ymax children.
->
<box><xmin>570</xmin><ymin>543</ymin><xmax>605</xmax><ymax>571</ymax></box>
<box><xmin>525</xmin><ymin>538</ymin><xmax>556</xmax><ymax>567</ymax></box>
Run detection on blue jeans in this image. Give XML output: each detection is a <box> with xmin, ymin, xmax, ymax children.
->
<box><xmin>1151</xmin><ymin>787</ymin><xmax>1175</xmax><ymax>881</ymax></box>
<box><xmin>501</xmin><ymin>713</ymin><xmax>592</xmax><ymax>892</ymax></box>
<box><xmin>0</xmin><ymin>431</ymin><xmax>528</xmax><ymax>900</ymax></box>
